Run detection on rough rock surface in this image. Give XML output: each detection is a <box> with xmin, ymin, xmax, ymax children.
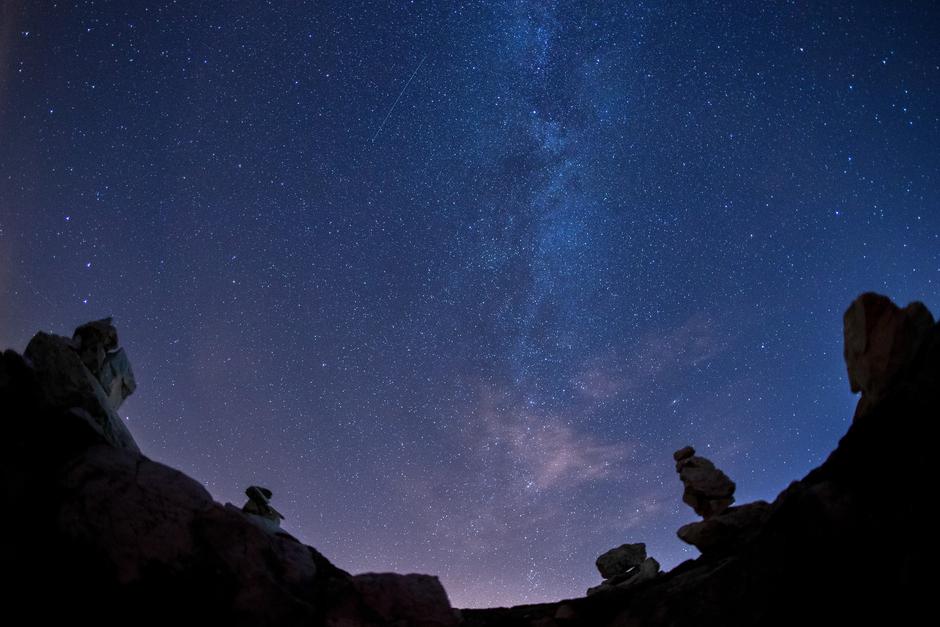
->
<box><xmin>1</xmin><ymin>322</ymin><xmax>457</xmax><ymax>626</ymax></box>
<box><xmin>463</xmin><ymin>292</ymin><xmax>936</xmax><ymax>627</ymax></box>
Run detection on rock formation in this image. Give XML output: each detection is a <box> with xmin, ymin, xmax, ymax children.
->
<box><xmin>242</xmin><ymin>485</ymin><xmax>286</xmax><ymax>532</ymax></box>
<box><xmin>671</xmin><ymin>448</ymin><xmax>766</xmax><ymax>555</ymax></box>
<box><xmin>461</xmin><ymin>292</ymin><xmax>936</xmax><ymax>627</ymax></box>
<box><xmin>352</xmin><ymin>573</ymin><xmax>459</xmax><ymax>627</ymax></box>
<box><xmin>587</xmin><ymin>542</ymin><xmax>660</xmax><ymax>596</ymax></box>
<box><xmin>843</xmin><ymin>292</ymin><xmax>933</xmax><ymax>400</ymax></box>
<box><xmin>673</xmin><ymin>445</ymin><xmax>735</xmax><ymax>518</ymax></box>
<box><xmin>22</xmin><ymin>317</ymin><xmax>138</xmax><ymax>452</ymax></box>
<box><xmin>2</xmin><ymin>292</ymin><xmax>936</xmax><ymax>626</ymax></box>
<box><xmin>675</xmin><ymin>500</ymin><xmax>771</xmax><ymax>555</ymax></box>
<box><xmin>0</xmin><ymin>320</ymin><xmax>458</xmax><ymax>627</ymax></box>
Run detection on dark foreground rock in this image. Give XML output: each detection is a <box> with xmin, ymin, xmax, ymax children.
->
<box><xmin>2</xmin><ymin>292</ymin><xmax>935</xmax><ymax>626</ymax></box>
<box><xmin>595</xmin><ymin>543</ymin><xmax>647</xmax><ymax>579</ymax></box>
<box><xmin>0</xmin><ymin>321</ymin><xmax>457</xmax><ymax>626</ymax></box>
<box><xmin>463</xmin><ymin>292</ymin><xmax>936</xmax><ymax>626</ymax></box>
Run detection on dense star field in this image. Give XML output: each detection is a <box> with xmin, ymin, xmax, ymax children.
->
<box><xmin>1</xmin><ymin>1</ymin><xmax>938</xmax><ymax>608</ymax></box>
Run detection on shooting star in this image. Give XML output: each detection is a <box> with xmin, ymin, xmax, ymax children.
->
<box><xmin>371</xmin><ymin>54</ymin><xmax>428</xmax><ymax>143</ymax></box>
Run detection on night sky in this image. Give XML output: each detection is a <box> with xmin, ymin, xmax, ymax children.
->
<box><xmin>1</xmin><ymin>1</ymin><xmax>939</xmax><ymax>609</ymax></box>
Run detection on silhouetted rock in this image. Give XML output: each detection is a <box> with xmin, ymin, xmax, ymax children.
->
<box><xmin>844</xmin><ymin>292</ymin><xmax>933</xmax><ymax>400</ymax></box>
<box><xmin>587</xmin><ymin>557</ymin><xmax>660</xmax><ymax>596</ymax></box>
<box><xmin>462</xmin><ymin>292</ymin><xmax>936</xmax><ymax>627</ymax></box>
<box><xmin>672</xmin><ymin>445</ymin><xmax>695</xmax><ymax>462</ymax></box>
<box><xmin>674</xmin><ymin>451</ymin><xmax>735</xmax><ymax>518</ymax></box>
<box><xmin>1</xmin><ymin>319</ymin><xmax>457</xmax><ymax>627</ymax></box>
<box><xmin>595</xmin><ymin>543</ymin><xmax>647</xmax><ymax>579</ymax></box>
<box><xmin>242</xmin><ymin>485</ymin><xmax>285</xmax><ymax>532</ymax></box>
<box><xmin>676</xmin><ymin>501</ymin><xmax>771</xmax><ymax>555</ymax></box>
<box><xmin>4</xmin><ymin>296</ymin><xmax>937</xmax><ymax>627</ymax></box>
<box><xmin>352</xmin><ymin>573</ymin><xmax>459</xmax><ymax>627</ymax></box>
<box><xmin>72</xmin><ymin>317</ymin><xmax>118</xmax><ymax>375</ymax></box>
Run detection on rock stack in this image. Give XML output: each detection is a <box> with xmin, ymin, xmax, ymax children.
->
<box><xmin>674</xmin><ymin>446</ymin><xmax>735</xmax><ymax>518</ymax></box>
<box><xmin>673</xmin><ymin>447</ymin><xmax>770</xmax><ymax>555</ymax></box>
<box><xmin>587</xmin><ymin>543</ymin><xmax>660</xmax><ymax>595</ymax></box>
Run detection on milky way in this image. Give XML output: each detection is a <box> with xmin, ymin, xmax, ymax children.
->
<box><xmin>1</xmin><ymin>1</ymin><xmax>938</xmax><ymax>608</ymax></box>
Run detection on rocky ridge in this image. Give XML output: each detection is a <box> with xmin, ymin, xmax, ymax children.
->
<box><xmin>464</xmin><ymin>292</ymin><xmax>936</xmax><ymax>626</ymax></box>
<box><xmin>1</xmin><ymin>292</ymin><xmax>936</xmax><ymax>626</ymax></box>
<box><xmin>1</xmin><ymin>318</ymin><xmax>458</xmax><ymax>626</ymax></box>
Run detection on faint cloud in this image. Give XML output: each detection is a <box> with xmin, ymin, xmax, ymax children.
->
<box><xmin>571</xmin><ymin>313</ymin><xmax>726</xmax><ymax>399</ymax></box>
<box><xmin>487</xmin><ymin>409</ymin><xmax>631</xmax><ymax>491</ymax></box>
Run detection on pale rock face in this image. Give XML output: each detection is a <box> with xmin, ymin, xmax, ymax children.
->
<box><xmin>97</xmin><ymin>348</ymin><xmax>137</xmax><ymax>410</ymax></box>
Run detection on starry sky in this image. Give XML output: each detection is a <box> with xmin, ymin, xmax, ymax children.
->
<box><xmin>1</xmin><ymin>0</ymin><xmax>939</xmax><ymax>609</ymax></box>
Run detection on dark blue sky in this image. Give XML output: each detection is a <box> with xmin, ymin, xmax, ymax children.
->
<box><xmin>1</xmin><ymin>0</ymin><xmax>938</xmax><ymax>608</ymax></box>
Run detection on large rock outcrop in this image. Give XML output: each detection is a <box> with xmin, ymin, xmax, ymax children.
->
<box><xmin>3</xmin><ymin>292</ymin><xmax>936</xmax><ymax>627</ymax></box>
<box><xmin>464</xmin><ymin>292</ymin><xmax>936</xmax><ymax>627</ymax></box>
<box><xmin>0</xmin><ymin>320</ymin><xmax>458</xmax><ymax>627</ymax></box>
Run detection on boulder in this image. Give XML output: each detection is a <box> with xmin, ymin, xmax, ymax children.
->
<box><xmin>596</xmin><ymin>542</ymin><xmax>647</xmax><ymax>578</ymax></box>
<box><xmin>673</xmin><ymin>446</ymin><xmax>695</xmax><ymax>462</ymax></box>
<box><xmin>587</xmin><ymin>557</ymin><xmax>660</xmax><ymax>595</ymax></box>
<box><xmin>351</xmin><ymin>573</ymin><xmax>459</xmax><ymax>627</ymax></box>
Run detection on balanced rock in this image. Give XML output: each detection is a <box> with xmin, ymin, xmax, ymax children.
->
<box><xmin>674</xmin><ymin>449</ymin><xmax>735</xmax><ymax>519</ymax></box>
<box><xmin>242</xmin><ymin>485</ymin><xmax>285</xmax><ymax>532</ymax></box>
<box><xmin>596</xmin><ymin>543</ymin><xmax>647</xmax><ymax>579</ymax></box>
<box><xmin>844</xmin><ymin>292</ymin><xmax>934</xmax><ymax>400</ymax></box>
